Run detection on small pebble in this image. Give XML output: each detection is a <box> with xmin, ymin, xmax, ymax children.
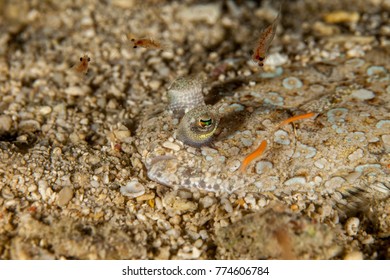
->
<box><xmin>348</xmin><ymin>148</ymin><xmax>364</xmax><ymax>161</ymax></box>
<box><xmin>1</xmin><ymin>187</ymin><xmax>14</xmax><ymax>199</ymax></box>
<box><xmin>345</xmin><ymin>217</ymin><xmax>360</xmax><ymax>236</ymax></box>
<box><xmin>177</xmin><ymin>4</ymin><xmax>221</xmax><ymax>24</ymax></box>
<box><xmin>18</xmin><ymin>120</ymin><xmax>40</xmax><ymax>132</ymax></box>
<box><xmin>284</xmin><ymin>176</ymin><xmax>306</xmax><ymax>186</ymax></box>
<box><xmin>314</xmin><ymin>158</ymin><xmax>327</xmax><ymax>169</ymax></box>
<box><xmin>265</xmin><ymin>53</ymin><xmax>288</xmax><ymax>67</ymax></box>
<box><xmin>120</xmin><ymin>179</ymin><xmax>146</xmax><ymax>198</ymax></box>
<box><xmin>172</xmin><ymin>199</ymin><xmax>198</xmax><ymax>212</ymax></box>
<box><xmin>38</xmin><ymin>107</ymin><xmax>52</xmax><ymax>116</ymax></box>
<box><xmin>354</xmin><ymin>164</ymin><xmax>380</xmax><ymax>173</ymax></box>
<box><xmin>324</xmin><ymin>11</ymin><xmax>360</xmax><ymax>24</ymax></box>
<box><xmin>362</xmin><ymin>234</ymin><xmax>375</xmax><ymax>245</ymax></box>
<box><xmin>325</xmin><ymin>176</ymin><xmax>345</xmax><ymax>191</ymax></box>
<box><xmin>149</xmin><ymin>80</ymin><xmax>161</xmax><ymax>91</ymax></box>
<box><xmin>376</xmin><ymin>120</ymin><xmax>390</xmax><ymax>129</ymax></box>
<box><xmin>343</xmin><ymin>251</ymin><xmax>363</xmax><ymax>260</ymax></box>
<box><xmin>381</xmin><ymin>135</ymin><xmax>390</xmax><ymax>152</ymax></box>
<box><xmin>351</xmin><ymin>89</ymin><xmax>375</xmax><ymax>100</ymax></box>
<box><xmin>240</xmin><ymin>137</ymin><xmax>253</xmax><ymax>147</ymax></box>
<box><xmin>136</xmin><ymin>192</ymin><xmax>155</xmax><ymax>202</ymax></box>
<box><xmin>57</xmin><ymin>187</ymin><xmax>73</xmax><ymax>207</ymax></box>
<box><xmin>312</xmin><ymin>21</ymin><xmax>339</xmax><ymax>36</ymax></box>
<box><xmin>366</xmin><ymin>66</ymin><xmax>387</xmax><ymax>76</ymax></box>
<box><xmin>162</xmin><ymin>141</ymin><xmax>181</xmax><ymax>151</ymax></box>
<box><xmin>200</xmin><ymin>196</ymin><xmax>217</xmax><ymax>209</ymax></box>
<box><xmin>221</xmin><ymin>198</ymin><xmax>233</xmax><ymax>213</ymax></box>
<box><xmin>0</xmin><ymin>115</ymin><xmax>12</xmax><ymax>132</ymax></box>
<box><xmin>65</xmin><ymin>86</ymin><xmax>91</xmax><ymax>96</ymax></box>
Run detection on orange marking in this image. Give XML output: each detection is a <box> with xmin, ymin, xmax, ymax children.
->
<box><xmin>278</xmin><ymin>112</ymin><xmax>315</xmax><ymax>127</ymax></box>
<box><xmin>235</xmin><ymin>198</ymin><xmax>246</xmax><ymax>208</ymax></box>
<box><xmin>240</xmin><ymin>140</ymin><xmax>267</xmax><ymax>173</ymax></box>
<box><xmin>148</xmin><ymin>199</ymin><xmax>155</xmax><ymax>209</ymax></box>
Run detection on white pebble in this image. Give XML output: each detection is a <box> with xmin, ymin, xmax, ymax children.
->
<box><xmin>0</xmin><ymin>115</ymin><xmax>12</xmax><ymax>132</ymax></box>
<box><xmin>345</xmin><ymin>217</ymin><xmax>360</xmax><ymax>236</ymax></box>
<box><xmin>351</xmin><ymin>88</ymin><xmax>375</xmax><ymax>100</ymax></box>
<box><xmin>325</xmin><ymin>177</ymin><xmax>346</xmax><ymax>190</ymax></box>
<box><xmin>39</xmin><ymin>106</ymin><xmax>52</xmax><ymax>115</ymax></box>
<box><xmin>57</xmin><ymin>187</ymin><xmax>73</xmax><ymax>207</ymax></box>
<box><xmin>244</xmin><ymin>196</ymin><xmax>256</xmax><ymax>207</ymax></box>
<box><xmin>38</xmin><ymin>180</ymin><xmax>49</xmax><ymax>201</ymax></box>
<box><xmin>348</xmin><ymin>148</ymin><xmax>364</xmax><ymax>161</ymax></box>
<box><xmin>314</xmin><ymin>158</ymin><xmax>327</xmax><ymax>169</ymax></box>
<box><xmin>265</xmin><ymin>53</ymin><xmax>288</xmax><ymax>67</ymax></box>
<box><xmin>284</xmin><ymin>176</ymin><xmax>306</xmax><ymax>186</ymax></box>
<box><xmin>177</xmin><ymin>4</ymin><xmax>221</xmax><ymax>24</ymax></box>
<box><xmin>382</xmin><ymin>135</ymin><xmax>390</xmax><ymax>152</ymax></box>
<box><xmin>200</xmin><ymin>196</ymin><xmax>216</xmax><ymax>208</ymax></box>
<box><xmin>65</xmin><ymin>86</ymin><xmax>90</xmax><ymax>96</ymax></box>
<box><xmin>162</xmin><ymin>141</ymin><xmax>181</xmax><ymax>151</ymax></box>
<box><xmin>221</xmin><ymin>198</ymin><xmax>233</xmax><ymax>213</ymax></box>
<box><xmin>120</xmin><ymin>179</ymin><xmax>146</xmax><ymax>198</ymax></box>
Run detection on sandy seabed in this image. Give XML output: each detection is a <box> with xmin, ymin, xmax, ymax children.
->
<box><xmin>0</xmin><ymin>0</ymin><xmax>389</xmax><ymax>259</ymax></box>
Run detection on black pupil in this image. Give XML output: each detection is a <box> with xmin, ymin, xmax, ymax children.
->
<box><xmin>200</xmin><ymin>118</ymin><xmax>212</xmax><ymax>127</ymax></box>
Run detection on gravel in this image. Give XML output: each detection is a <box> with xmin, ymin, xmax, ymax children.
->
<box><xmin>0</xmin><ymin>0</ymin><xmax>389</xmax><ymax>260</ymax></box>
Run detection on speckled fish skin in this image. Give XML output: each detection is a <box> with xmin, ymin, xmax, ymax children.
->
<box><xmin>167</xmin><ymin>75</ymin><xmax>206</xmax><ymax>117</ymax></box>
<box><xmin>135</xmin><ymin>56</ymin><xmax>390</xmax><ymax>199</ymax></box>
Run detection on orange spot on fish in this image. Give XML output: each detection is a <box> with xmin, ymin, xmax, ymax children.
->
<box><xmin>240</xmin><ymin>140</ymin><xmax>268</xmax><ymax>173</ymax></box>
<box><xmin>278</xmin><ymin>112</ymin><xmax>315</xmax><ymax>127</ymax></box>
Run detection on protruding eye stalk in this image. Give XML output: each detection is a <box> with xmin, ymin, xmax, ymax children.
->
<box><xmin>167</xmin><ymin>75</ymin><xmax>205</xmax><ymax>118</ymax></box>
<box><xmin>176</xmin><ymin>105</ymin><xmax>220</xmax><ymax>147</ymax></box>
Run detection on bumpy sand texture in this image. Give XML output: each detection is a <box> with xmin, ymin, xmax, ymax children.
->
<box><xmin>0</xmin><ymin>0</ymin><xmax>389</xmax><ymax>259</ymax></box>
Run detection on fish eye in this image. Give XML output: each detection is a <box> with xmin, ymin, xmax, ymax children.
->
<box><xmin>80</xmin><ymin>57</ymin><xmax>83</xmax><ymax>61</ymax></box>
<box><xmin>133</xmin><ymin>46</ymin><xmax>137</xmax><ymax>48</ymax></box>
<box><xmin>87</xmin><ymin>57</ymin><xmax>91</xmax><ymax>62</ymax></box>
<box><xmin>199</xmin><ymin>118</ymin><xmax>212</xmax><ymax>127</ymax></box>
